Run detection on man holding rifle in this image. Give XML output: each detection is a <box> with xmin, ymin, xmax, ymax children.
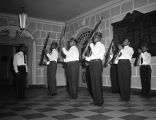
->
<box><xmin>84</xmin><ymin>32</ymin><xmax>105</xmax><ymax>106</ymax></box>
<box><xmin>117</xmin><ymin>38</ymin><xmax>134</xmax><ymax>101</ymax></box>
<box><xmin>44</xmin><ymin>42</ymin><xmax>58</xmax><ymax>96</ymax></box>
<box><xmin>61</xmin><ymin>37</ymin><xmax>79</xmax><ymax>99</ymax></box>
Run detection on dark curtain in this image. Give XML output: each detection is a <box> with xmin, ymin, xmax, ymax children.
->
<box><xmin>112</xmin><ymin>10</ymin><xmax>156</xmax><ymax>56</ymax></box>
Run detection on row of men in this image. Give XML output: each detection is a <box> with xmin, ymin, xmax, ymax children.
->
<box><xmin>13</xmin><ymin>32</ymin><xmax>151</xmax><ymax>106</ymax></box>
<box><xmin>110</xmin><ymin>39</ymin><xmax>151</xmax><ymax>99</ymax></box>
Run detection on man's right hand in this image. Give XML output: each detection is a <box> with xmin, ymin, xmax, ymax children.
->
<box><xmin>82</xmin><ymin>55</ymin><xmax>86</xmax><ymax>60</ymax></box>
<box><xmin>88</xmin><ymin>40</ymin><xmax>92</xmax><ymax>45</ymax></box>
<box><xmin>118</xmin><ymin>44</ymin><xmax>123</xmax><ymax>50</ymax></box>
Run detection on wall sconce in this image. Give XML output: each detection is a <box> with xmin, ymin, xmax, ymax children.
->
<box><xmin>19</xmin><ymin>7</ymin><xmax>27</xmax><ymax>30</ymax></box>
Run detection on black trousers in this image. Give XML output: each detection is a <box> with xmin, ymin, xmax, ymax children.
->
<box><xmin>14</xmin><ymin>65</ymin><xmax>27</xmax><ymax>99</ymax></box>
<box><xmin>110</xmin><ymin>64</ymin><xmax>119</xmax><ymax>93</ymax></box>
<box><xmin>66</xmin><ymin>61</ymin><xmax>79</xmax><ymax>98</ymax></box>
<box><xmin>118</xmin><ymin>59</ymin><xmax>131</xmax><ymax>101</ymax></box>
<box><xmin>47</xmin><ymin>61</ymin><xmax>57</xmax><ymax>94</ymax></box>
<box><xmin>89</xmin><ymin>60</ymin><xmax>103</xmax><ymax>105</ymax></box>
<box><xmin>85</xmin><ymin>65</ymin><xmax>93</xmax><ymax>99</ymax></box>
<box><xmin>140</xmin><ymin>65</ymin><xmax>151</xmax><ymax>96</ymax></box>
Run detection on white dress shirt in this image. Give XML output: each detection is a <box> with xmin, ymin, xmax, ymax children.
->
<box><xmin>141</xmin><ymin>51</ymin><xmax>151</xmax><ymax>65</ymax></box>
<box><xmin>118</xmin><ymin>45</ymin><xmax>134</xmax><ymax>61</ymax></box>
<box><xmin>62</xmin><ymin>45</ymin><xmax>79</xmax><ymax>62</ymax></box>
<box><xmin>86</xmin><ymin>41</ymin><xmax>105</xmax><ymax>61</ymax></box>
<box><xmin>13</xmin><ymin>51</ymin><xmax>27</xmax><ymax>73</ymax></box>
<box><xmin>46</xmin><ymin>49</ymin><xmax>58</xmax><ymax>64</ymax></box>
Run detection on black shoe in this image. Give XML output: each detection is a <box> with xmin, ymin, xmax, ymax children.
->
<box><xmin>51</xmin><ymin>93</ymin><xmax>57</xmax><ymax>96</ymax></box>
<box><xmin>144</xmin><ymin>94</ymin><xmax>150</xmax><ymax>98</ymax></box>
<box><xmin>18</xmin><ymin>96</ymin><xmax>26</xmax><ymax>100</ymax></box>
<box><xmin>90</xmin><ymin>102</ymin><xmax>94</xmax><ymax>104</ymax></box>
<box><xmin>95</xmin><ymin>103</ymin><xmax>103</xmax><ymax>106</ymax></box>
<box><xmin>71</xmin><ymin>96</ymin><xmax>78</xmax><ymax>99</ymax></box>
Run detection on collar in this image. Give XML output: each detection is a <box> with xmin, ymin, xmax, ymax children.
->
<box><xmin>18</xmin><ymin>51</ymin><xmax>24</xmax><ymax>55</ymax></box>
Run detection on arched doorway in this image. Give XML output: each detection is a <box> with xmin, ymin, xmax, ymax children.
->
<box><xmin>0</xmin><ymin>26</ymin><xmax>36</xmax><ymax>86</ymax></box>
<box><xmin>75</xmin><ymin>27</ymin><xmax>92</xmax><ymax>87</ymax></box>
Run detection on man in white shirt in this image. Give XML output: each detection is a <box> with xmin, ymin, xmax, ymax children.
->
<box><xmin>85</xmin><ymin>32</ymin><xmax>105</xmax><ymax>106</ymax></box>
<box><xmin>45</xmin><ymin>42</ymin><xmax>58</xmax><ymax>96</ymax></box>
<box><xmin>62</xmin><ymin>38</ymin><xmax>79</xmax><ymax>99</ymax></box>
<box><xmin>117</xmin><ymin>38</ymin><xmax>134</xmax><ymax>101</ymax></box>
<box><xmin>138</xmin><ymin>43</ymin><xmax>151</xmax><ymax>97</ymax></box>
<box><xmin>13</xmin><ymin>44</ymin><xmax>27</xmax><ymax>99</ymax></box>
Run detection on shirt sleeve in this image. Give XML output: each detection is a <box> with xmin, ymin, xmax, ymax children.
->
<box><xmin>62</xmin><ymin>47</ymin><xmax>68</xmax><ymax>55</ymax></box>
<box><xmin>62</xmin><ymin>47</ymin><xmax>76</xmax><ymax>57</ymax></box>
<box><xmin>13</xmin><ymin>55</ymin><xmax>18</xmax><ymax>73</ymax></box>
<box><xmin>46</xmin><ymin>53</ymin><xmax>51</xmax><ymax>59</ymax></box>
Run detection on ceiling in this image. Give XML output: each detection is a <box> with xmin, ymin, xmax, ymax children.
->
<box><xmin>0</xmin><ymin>0</ymin><xmax>113</xmax><ymax>22</ymax></box>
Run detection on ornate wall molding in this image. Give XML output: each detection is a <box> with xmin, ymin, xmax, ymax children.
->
<box><xmin>0</xmin><ymin>25</ymin><xmax>34</xmax><ymax>39</ymax></box>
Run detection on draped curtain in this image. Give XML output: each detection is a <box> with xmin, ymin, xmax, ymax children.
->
<box><xmin>112</xmin><ymin>10</ymin><xmax>156</xmax><ymax>56</ymax></box>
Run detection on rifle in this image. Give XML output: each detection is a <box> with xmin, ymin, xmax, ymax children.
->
<box><xmin>39</xmin><ymin>32</ymin><xmax>50</xmax><ymax>65</ymax></box>
<box><xmin>134</xmin><ymin>48</ymin><xmax>142</xmax><ymax>66</ymax></box>
<box><xmin>103</xmin><ymin>39</ymin><xmax>113</xmax><ymax>67</ymax></box>
<box><xmin>82</xmin><ymin>17</ymin><xmax>103</xmax><ymax>57</ymax></box>
<box><xmin>134</xmin><ymin>53</ymin><xmax>141</xmax><ymax>66</ymax></box>
<box><xmin>58</xmin><ymin>25</ymin><xmax>66</xmax><ymax>54</ymax></box>
<box><xmin>58</xmin><ymin>25</ymin><xmax>66</xmax><ymax>62</ymax></box>
<box><xmin>109</xmin><ymin>43</ymin><xmax>125</xmax><ymax>66</ymax></box>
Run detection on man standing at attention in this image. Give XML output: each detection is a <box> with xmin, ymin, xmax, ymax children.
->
<box><xmin>138</xmin><ymin>43</ymin><xmax>151</xmax><ymax>97</ymax></box>
<box><xmin>13</xmin><ymin>44</ymin><xmax>27</xmax><ymax>99</ymax></box>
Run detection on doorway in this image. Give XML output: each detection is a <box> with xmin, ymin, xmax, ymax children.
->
<box><xmin>0</xmin><ymin>44</ymin><xmax>29</xmax><ymax>86</ymax></box>
<box><xmin>0</xmin><ymin>36</ymin><xmax>35</xmax><ymax>86</ymax></box>
<box><xmin>0</xmin><ymin>45</ymin><xmax>15</xmax><ymax>85</ymax></box>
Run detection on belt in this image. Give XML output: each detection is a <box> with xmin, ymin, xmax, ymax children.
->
<box><xmin>119</xmin><ymin>59</ymin><xmax>129</xmax><ymax>61</ymax></box>
<box><xmin>141</xmin><ymin>64</ymin><xmax>150</xmax><ymax>66</ymax></box>
<box><xmin>17</xmin><ymin>65</ymin><xmax>26</xmax><ymax>67</ymax></box>
<box><xmin>50</xmin><ymin>61</ymin><xmax>57</xmax><ymax>62</ymax></box>
<box><xmin>90</xmin><ymin>59</ymin><xmax>101</xmax><ymax>62</ymax></box>
<box><xmin>68</xmin><ymin>60</ymin><xmax>79</xmax><ymax>63</ymax></box>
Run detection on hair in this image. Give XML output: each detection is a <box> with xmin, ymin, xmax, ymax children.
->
<box><xmin>51</xmin><ymin>42</ymin><xmax>58</xmax><ymax>49</ymax></box>
<box><xmin>140</xmin><ymin>42</ymin><xmax>148</xmax><ymax>47</ymax></box>
<box><xmin>17</xmin><ymin>44</ymin><xmax>26</xmax><ymax>52</ymax></box>
<box><xmin>95</xmin><ymin>32</ymin><xmax>102</xmax><ymax>39</ymax></box>
<box><xmin>70</xmin><ymin>37</ymin><xmax>77</xmax><ymax>44</ymax></box>
<box><xmin>141</xmin><ymin>43</ymin><xmax>149</xmax><ymax>51</ymax></box>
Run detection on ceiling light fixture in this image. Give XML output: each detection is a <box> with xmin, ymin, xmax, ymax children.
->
<box><xmin>18</xmin><ymin>7</ymin><xmax>27</xmax><ymax>30</ymax></box>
